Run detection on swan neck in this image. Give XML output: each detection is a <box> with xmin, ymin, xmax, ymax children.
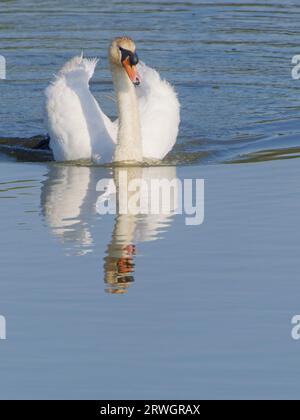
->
<box><xmin>112</xmin><ymin>65</ymin><xmax>142</xmax><ymax>162</ymax></box>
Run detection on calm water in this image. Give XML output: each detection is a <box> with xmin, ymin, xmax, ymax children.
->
<box><xmin>1</xmin><ymin>0</ymin><xmax>300</xmax><ymax>399</ymax></box>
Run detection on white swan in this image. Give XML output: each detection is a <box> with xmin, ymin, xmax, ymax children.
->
<box><xmin>45</xmin><ymin>37</ymin><xmax>180</xmax><ymax>164</ymax></box>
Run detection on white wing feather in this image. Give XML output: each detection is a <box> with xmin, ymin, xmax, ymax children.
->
<box><xmin>45</xmin><ymin>56</ymin><xmax>116</xmax><ymax>163</ymax></box>
<box><xmin>137</xmin><ymin>62</ymin><xmax>180</xmax><ymax>160</ymax></box>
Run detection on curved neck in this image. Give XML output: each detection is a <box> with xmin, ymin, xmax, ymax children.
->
<box><xmin>111</xmin><ymin>65</ymin><xmax>143</xmax><ymax>163</ymax></box>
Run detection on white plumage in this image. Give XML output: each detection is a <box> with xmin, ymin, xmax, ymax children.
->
<box><xmin>137</xmin><ymin>63</ymin><xmax>180</xmax><ymax>160</ymax></box>
<box><xmin>45</xmin><ymin>50</ymin><xmax>180</xmax><ymax>164</ymax></box>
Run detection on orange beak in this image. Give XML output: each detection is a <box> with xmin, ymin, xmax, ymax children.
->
<box><xmin>122</xmin><ymin>56</ymin><xmax>141</xmax><ymax>86</ymax></box>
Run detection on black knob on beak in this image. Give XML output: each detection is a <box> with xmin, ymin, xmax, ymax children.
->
<box><xmin>130</xmin><ymin>52</ymin><xmax>139</xmax><ymax>66</ymax></box>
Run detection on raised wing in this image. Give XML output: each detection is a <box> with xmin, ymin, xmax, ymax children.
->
<box><xmin>45</xmin><ymin>55</ymin><xmax>116</xmax><ymax>163</ymax></box>
<box><xmin>137</xmin><ymin>62</ymin><xmax>180</xmax><ymax>160</ymax></box>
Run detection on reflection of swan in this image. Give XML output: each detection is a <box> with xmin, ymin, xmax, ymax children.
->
<box><xmin>102</xmin><ymin>167</ymin><xmax>179</xmax><ymax>294</ymax></box>
<box><xmin>41</xmin><ymin>165</ymin><xmax>96</xmax><ymax>256</ymax></box>
<box><xmin>41</xmin><ymin>165</ymin><xmax>178</xmax><ymax>293</ymax></box>
<box><xmin>45</xmin><ymin>37</ymin><xmax>180</xmax><ymax>164</ymax></box>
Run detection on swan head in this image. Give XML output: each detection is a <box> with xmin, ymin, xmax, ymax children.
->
<box><xmin>109</xmin><ymin>36</ymin><xmax>141</xmax><ymax>86</ymax></box>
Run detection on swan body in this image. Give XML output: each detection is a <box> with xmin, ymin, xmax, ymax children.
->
<box><xmin>45</xmin><ymin>37</ymin><xmax>180</xmax><ymax>164</ymax></box>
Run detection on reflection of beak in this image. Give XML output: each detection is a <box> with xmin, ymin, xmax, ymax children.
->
<box><xmin>122</xmin><ymin>56</ymin><xmax>141</xmax><ymax>86</ymax></box>
<box><xmin>117</xmin><ymin>257</ymin><xmax>134</xmax><ymax>274</ymax></box>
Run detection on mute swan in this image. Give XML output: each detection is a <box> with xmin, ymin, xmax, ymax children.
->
<box><xmin>45</xmin><ymin>37</ymin><xmax>180</xmax><ymax>164</ymax></box>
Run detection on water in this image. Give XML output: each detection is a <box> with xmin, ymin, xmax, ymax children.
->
<box><xmin>2</xmin><ymin>0</ymin><xmax>300</xmax><ymax>164</ymax></box>
<box><xmin>1</xmin><ymin>0</ymin><xmax>300</xmax><ymax>399</ymax></box>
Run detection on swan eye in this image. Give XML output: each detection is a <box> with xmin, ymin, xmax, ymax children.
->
<box><xmin>119</xmin><ymin>46</ymin><xmax>128</xmax><ymax>62</ymax></box>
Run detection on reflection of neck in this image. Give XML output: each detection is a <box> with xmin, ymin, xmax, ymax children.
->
<box><xmin>112</xmin><ymin>64</ymin><xmax>143</xmax><ymax>162</ymax></box>
<box><xmin>104</xmin><ymin>167</ymin><xmax>142</xmax><ymax>293</ymax></box>
<box><xmin>113</xmin><ymin>167</ymin><xmax>143</xmax><ymax>245</ymax></box>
